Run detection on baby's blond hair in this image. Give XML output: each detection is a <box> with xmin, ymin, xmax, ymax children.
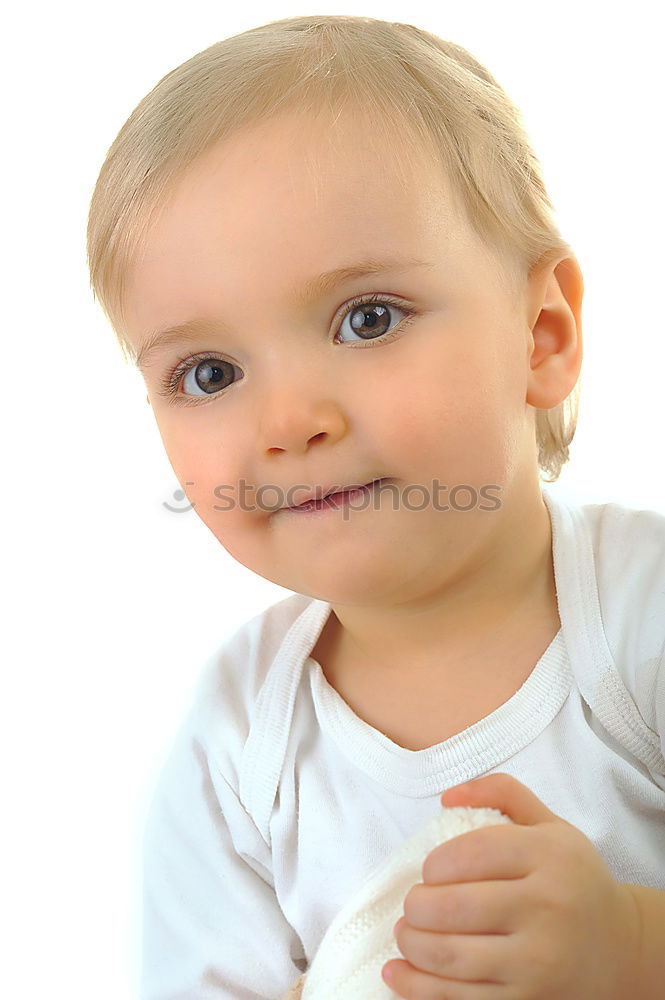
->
<box><xmin>86</xmin><ymin>14</ymin><xmax>581</xmax><ymax>482</ymax></box>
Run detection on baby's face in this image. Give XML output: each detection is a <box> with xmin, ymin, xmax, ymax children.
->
<box><xmin>122</xmin><ymin>110</ymin><xmax>537</xmax><ymax>603</ymax></box>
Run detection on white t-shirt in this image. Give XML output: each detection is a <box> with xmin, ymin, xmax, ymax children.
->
<box><xmin>141</xmin><ymin>487</ymin><xmax>665</xmax><ymax>999</ymax></box>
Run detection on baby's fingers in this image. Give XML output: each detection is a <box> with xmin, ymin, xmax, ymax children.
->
<box><xmin>383</xmin><ymin>954</ymin><xmax>512</xmax><ymax>999</ymax></box>
<box><xmin>392</xmin><ymin>920</ymin><xmax>513</xmax><ymax>985</ymax></box>
<box><xmin>404</xmin><ymin>879</ymin><xmax>526</xmax><ymax>935</ymax></box>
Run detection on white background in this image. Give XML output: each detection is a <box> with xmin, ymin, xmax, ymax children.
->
<box><xmin>3</xmin><ymin>1</ymin><xmax>663</xmax><ymax>996</ymax></box>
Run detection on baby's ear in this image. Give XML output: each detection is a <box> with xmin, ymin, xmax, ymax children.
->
<box><xmin>146</xmin><ymin>394</ymin><xmax>151</xmax><ymax>407</ymax></box>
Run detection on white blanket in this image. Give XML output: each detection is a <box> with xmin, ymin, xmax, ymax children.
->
<box><xmin>283</xmin><ymin>806</ymin><xmax>513</xmax><ymax>999</ymax></box>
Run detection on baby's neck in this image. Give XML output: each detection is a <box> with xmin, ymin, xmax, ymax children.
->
<box><xmin>320</xmin><ymin>489</ymin><xmax>556</xmax><ymax>680</ymax></box>
<box><xmin>312</xmin><ymin>546</ymin><xmax>560</xmax><ymax>752</ymax></box>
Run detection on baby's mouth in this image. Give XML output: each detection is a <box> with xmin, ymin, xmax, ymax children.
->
<box><xmin>285</xmin><ymin>478</ymin><xmax>390</xmax><ymax>513</ymax></box>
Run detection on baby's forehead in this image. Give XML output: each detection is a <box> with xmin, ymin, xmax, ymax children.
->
<box><xmin>145</xmin><ymin>113</ymin><xmax>462</xmax><ymax>266</ymax></box>
<box><xmin>185</xmin><ymin>106</ymin><xmax>447</xmax><ymax>206</ymax></box>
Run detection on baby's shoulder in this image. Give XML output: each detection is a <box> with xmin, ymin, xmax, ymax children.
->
<box><xmin>577</xmin><ymin>500</ymin><xmax>665</xmax><ymax>735</ymax></box>
<box><xmin>580</xmin><ymin>499</ymin><xmax>665</xmax><ymax>591</ymax></box>
<box><xmin>196</xmin><ymin>591</ymin><xmax>313</xmax><ymax>709</ymax></box>
<box><xmin>184</xmin><ymin>592</ymin><xmax>316</xmax><ymax>764</ymax></box>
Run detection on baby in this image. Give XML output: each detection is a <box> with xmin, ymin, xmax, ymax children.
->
<box><xmin>86</xmin><ymin>14</ymin><xmax>665</xmax><ymax>1000</ymax></box>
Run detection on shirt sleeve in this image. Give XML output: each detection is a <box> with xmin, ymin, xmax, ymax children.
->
<box><xmin>657</xmin><ymin>657</ymin><xmax>665</xmax><ymax>782</ymax></box>
<box><xmin>589</xmin><ymin>503</ymin><xmax>665</xmax><ymax>783</ymax></box>
<box><xmin>141</xmin><ymin>714</ymin><xmax>307</xmax><ymax>999</ymax></box>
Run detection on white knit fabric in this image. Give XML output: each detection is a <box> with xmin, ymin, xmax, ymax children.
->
<box><xmin>298</xmin><ymin>806</ymin><xmax>513</xmax><ymax>999</ymax></box>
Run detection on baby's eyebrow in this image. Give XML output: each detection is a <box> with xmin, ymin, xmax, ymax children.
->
<box><xmin>291</xmin><ymin>255</ymin><xmax>434</xmax><ymax>309</ymax></box>
<box><xmin>135</xmin><ymin>254</ymin><xmax>434</xmax><ymax>370</ymax></box>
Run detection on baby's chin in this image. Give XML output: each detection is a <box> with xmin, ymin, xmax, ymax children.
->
<box><xmin>266</xmin><ymin>569</ymin><xmax>426</xmax><ymax>609</ymax></box>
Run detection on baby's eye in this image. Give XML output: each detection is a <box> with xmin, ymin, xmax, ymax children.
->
<box><xmin>158</xmin><ymin>356</ymin><xmax>243</xmax><ymax>402</ymax></box>
<box><xmin>180</xmin><ymin>359</ymin><xmax>242</xmax><ymax>397</ymax></box>
<box><xmin>160</xmin><ymin>294</ymin><xmax>415</xmax><ymax>404</ymax></box>
<box><xmin>335</xmin><ymin>297</ymin><xmax>411</xmax><ymax>345</ymax></box>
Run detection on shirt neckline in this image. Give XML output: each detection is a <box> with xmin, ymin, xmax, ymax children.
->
<box><xmin>307</xmin><ymin>627</ymin><xmax>571</xmax><ymax>795</ymax></box>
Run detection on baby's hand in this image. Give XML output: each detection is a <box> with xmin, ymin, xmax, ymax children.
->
<box><xmin>383</xmin><ymin>773</ymin><xmax>640</xmax><ymax>1000</ymax></box>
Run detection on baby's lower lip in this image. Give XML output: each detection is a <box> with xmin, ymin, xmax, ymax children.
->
<box><xmin>285</xmin><ymin>478</ymin><xmax>386</xmax><ymax>514</ymax></box>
